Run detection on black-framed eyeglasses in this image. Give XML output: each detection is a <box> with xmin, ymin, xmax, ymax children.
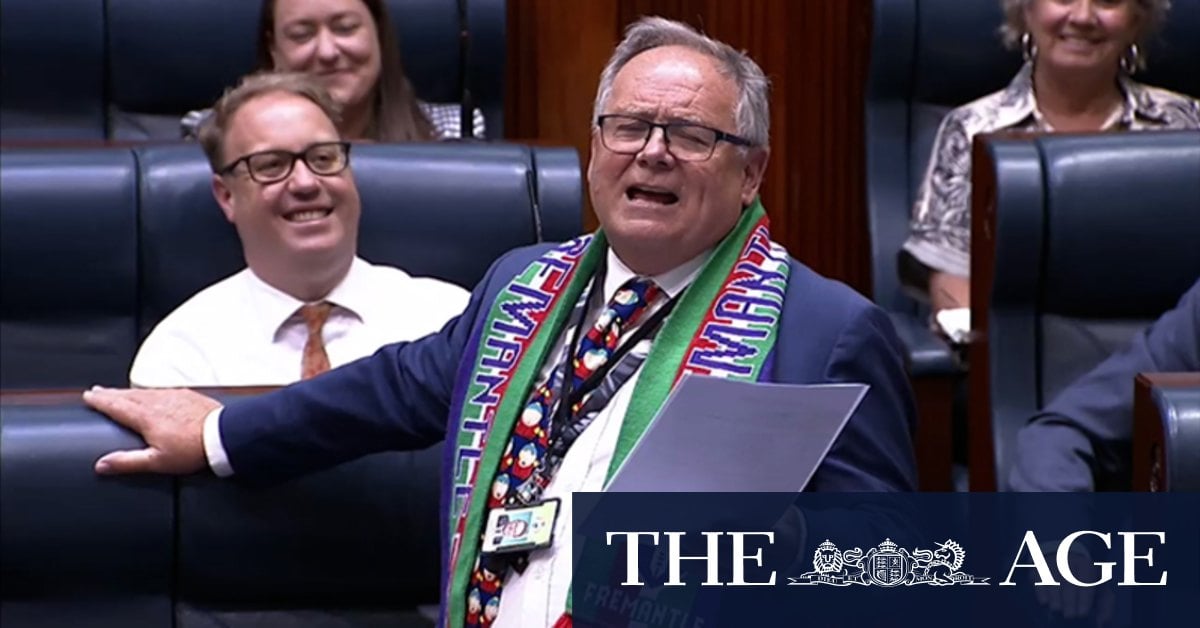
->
<box><xmin>596</xmin><ymin>114</ymin><xmax>753</xmax><ymax>162</ymax></box>
<box><xmin>218</xmin><ymin>141</ymin><xmax>352</xmax><ymax>184</ymax></box>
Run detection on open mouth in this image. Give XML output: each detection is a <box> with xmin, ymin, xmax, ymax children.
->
<box><xmin>283</xmin><ymin>208</ymin><xmax>334</xmax><ymax>223</ymax></box>
<box><xmin>626</xmin><ymin>186</ymin><xmax>679</xmax><ymax>205</ymax></box>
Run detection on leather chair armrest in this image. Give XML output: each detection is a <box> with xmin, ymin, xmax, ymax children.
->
<box><xmin>1156</xmin><ymin>386</ymin><xmax>1200</xmax><ymax>491</ymax></box>
<box><xmin>1134</xmin><ymin>373</ymin><xmax>1200</xmax><ymax>491</ymax></box>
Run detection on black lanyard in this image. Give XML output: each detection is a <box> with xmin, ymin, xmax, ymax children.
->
<box><xmin>547</xmin><ymin>263</ymin><xmax>684</xmax><ymax>451</ymax></box>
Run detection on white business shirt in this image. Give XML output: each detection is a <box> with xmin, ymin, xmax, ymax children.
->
<box><xmin>203</xmin><ymin>248</ymin><xmax>708</xmax><ymax>626</ymax></box>
<box><xmin>131</xmin><ymin>256</ymin><xmax>468</xmax><ymax>387</ymax></box>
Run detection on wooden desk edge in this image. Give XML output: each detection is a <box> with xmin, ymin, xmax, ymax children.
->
<box><xmin>1</xmin><ymin>386</ymin><xmax>281</xmax><ymax>406</ymax></box>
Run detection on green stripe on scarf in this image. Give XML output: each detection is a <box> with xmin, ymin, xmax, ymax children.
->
<box><xmin>446</xmin><ymin>234</ymin><xmax>607</xmax><ymax>628</ymax></box>
<box><xmin>566</xmin><ymin>200</ymin><xmax>774</xmax><ymax>616</ymax></box>
<box><xmin>447</xmin><ymin>200</ymin><xmax>782</xmax><ymax>626</ymax></box>
<box><xmin>604</xmin><ymin>200</ymin><xmax>767</xmax><ymax>480</ymax></box>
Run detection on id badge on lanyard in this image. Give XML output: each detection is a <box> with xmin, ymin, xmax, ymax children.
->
<box><xmin>480</xmin><ymin>498</ymin><xmax>562</xmax><ymax>554</ymax></box>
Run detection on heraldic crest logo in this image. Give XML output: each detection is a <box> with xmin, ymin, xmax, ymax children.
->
<box><xmin>789</xmin><ymin>538</ymin><xmax>990</xmax><ymax>587</ymax></box>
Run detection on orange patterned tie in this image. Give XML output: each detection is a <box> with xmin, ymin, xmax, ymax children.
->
<box><xmin>299</xmin><ymin>302</ymin><xmax>334</xmax><ymax>380</ymax></box>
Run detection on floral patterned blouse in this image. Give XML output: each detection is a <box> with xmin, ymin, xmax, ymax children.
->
<box><xmin>902</xmin><ymin>62</ymin><xmax>1200</xmax><ymax>278</ymax></box>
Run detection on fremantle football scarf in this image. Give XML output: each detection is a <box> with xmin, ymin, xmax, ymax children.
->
<box><xmin>443</xmin><ymin>200</ymin><xmax>790</xmax><ymax>627</ymax></box>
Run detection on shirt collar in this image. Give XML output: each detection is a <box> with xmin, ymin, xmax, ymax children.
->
<box><xmin>993</xmin><ymin>62</ymin><xmax>1039</xmax><ymax>129</ymax></box>
<box><xmin>1001</xmin><ymin>62</ymin><xmax>1167</xmax><ymax>130</ymax></box>
<box><xmin>1117</xmin><ymin>73</ymin><xmax>1171</xmax><ymax>125</ymax></box>
<box><xmin>243</xmin><ymin>257</ymin><xmax>369</xmax><ymax>341</ymax></box>
<box><xmin>325</xmin><ymin>257</ymin><xmax>381</xmax><ymax>324</ymax></box>
<box><xmin>604</xmin><ymin>247</ymin><xmax>711</xmax><ymax>303</ymax></box>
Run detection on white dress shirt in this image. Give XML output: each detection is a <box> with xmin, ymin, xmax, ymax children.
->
<box><xmin>130</xmin><ymin>257</ymin><xmax>468</xmax><ymax>387</ymax></box>
<box><xmin>202</xmin><ymin>248</ymin><xmax>708</xmax><ymax>626</ymax></box>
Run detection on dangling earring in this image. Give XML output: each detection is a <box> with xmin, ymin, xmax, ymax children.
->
<box><xmin>1021</xmin><ymin>32</ymin><xmax>1038</xmax><ymax>63</ymax></box>
<box><xmin>1119</xmin><ymin>43</ymin><xmax>1140</xmax><ymax>75</ymax></box>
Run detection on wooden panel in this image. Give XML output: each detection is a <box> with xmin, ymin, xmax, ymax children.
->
<box><xmin>507</xmin><ymin>0</ymin><xmax>873</xmax><ymax>293</ymax></box>
<box><xmin>1133</xmin><ymin>373</ymin><xmax>1168</xmax><ymax>492</ymax></box>
<box><xmin>506</xmin><ymin>0</ymin><xmax>621</xmax><ymax>228</ymax></box>
<box><xmin>912</xmin><ymin>375</ymin><xmax>955</xmax><ymax>491</ymax></box>
<box><xmin>967</xmin><ymin>135</ymin><xmax>1000</xmax><ymax>492</ymax></box>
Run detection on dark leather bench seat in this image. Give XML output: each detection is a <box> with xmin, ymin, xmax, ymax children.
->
<box><xmin>0</xmin><ymin>141</ymin><xmax>583</xmax><ymax>627</ymax></box>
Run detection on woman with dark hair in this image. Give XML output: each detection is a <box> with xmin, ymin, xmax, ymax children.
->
<box><xmin>902</xmin><ymin>0</ymin><xmax>1198</xmax><ymax>316</ymax></box>
<box><xmin>184</xmin><ymin>0</ymin><xmax>484</xmax><ymax>141</ymax></box>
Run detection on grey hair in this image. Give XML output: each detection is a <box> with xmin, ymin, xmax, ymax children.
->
<box><xmin>591</xmin><ymin>16</ymin><xmax>771</xmax><ymax>148</ymax></box>
<box><xmin>998</xmin><ymin>0</ymin><xmax>1172</xmax><ymax>69</ymax></box>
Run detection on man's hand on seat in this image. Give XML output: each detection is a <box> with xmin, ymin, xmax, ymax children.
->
<box><xmin>84</xmin><ymin>387</ymin><xmax>219</xmax><ymax>475</ymax></box>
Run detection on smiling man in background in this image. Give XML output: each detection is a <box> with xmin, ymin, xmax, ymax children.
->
<box><xmin>130</xmin><ymin>72</ymin><xmax>467</xmax><ymax>387</ymax></box>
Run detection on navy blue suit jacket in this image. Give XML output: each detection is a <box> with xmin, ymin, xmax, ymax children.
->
<box><xmin>1009</xmin><ymin>279</ymin><xmax>1200</xmax><ymax>491</ymax></box>
<box><xmin>219</xmin><ymin>245</ymin><xmax>918</xmax><ymax>493</ymax></box>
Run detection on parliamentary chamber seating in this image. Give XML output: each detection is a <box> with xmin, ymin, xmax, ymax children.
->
<box><xmin>970</xmin><ymin>130</ymin><xmax>1200</xmax><ymax>492</ymax></box>
<box><xmin>6</xmin><ymin>4</ymin><xmax>1197</xmax><ymax>628</ymax></box>
<box><xmin>1</xmin><ymin>1</ymin><xmax>559</xmax><ymax>624</ymax></box>
<box><xmin>0</xmin><ymin>141</ymin><xmax>584</xmax><ymax>627</ymax></box>
<box><xmin>865</xmin><ymin>0</ymin><xmax>1200</xmax><ymax>366</ymax></box>
<box><xmin>863</xmin><ymin>0</ymin><xmax>1200</xmax><ymax>490</ymax></box>
<box><xmin>0</xmin><ymin>0</ymin><xmax>506</xmax><ymax>141</ymax></box>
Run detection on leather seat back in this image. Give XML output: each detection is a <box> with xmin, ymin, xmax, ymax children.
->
<box><xmin>0</xmin><ymin>0</ymin><xmax>107</xmax><ymax>140</ymax></box>
<box><xmin>105</xmin><ymin>0</ymin><xmax>507</xmax><ymax>140</ymax></box>
<box><xmin>1</xmin><ymin>142</ymin><xmax>582</xmax><ymax>389</ymax></box>
<box><xmin>984</xmin><ymin>130</ymin><xmax>1200</xmax><ymax>487</ymax></box>
<box><xmin>0</xmin><ymin>149</ymin><xmax>139</xmax><ymax>388</ymax></box>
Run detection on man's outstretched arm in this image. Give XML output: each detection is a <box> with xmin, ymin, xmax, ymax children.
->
<box><xmin>87</xmin><ymin>250</ymin><xmax>514</xmax><ymax>481</ymax></box>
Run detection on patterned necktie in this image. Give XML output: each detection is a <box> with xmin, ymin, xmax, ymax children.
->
<box><xmin>299</xmin><ymin>301</ymin><xmax>334</xmax><ymax>380</ymax></box>
<box><xmin>464</xmin><ymin>277</ymin><xmax>662</xmax><ymax>628</ymax></box>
